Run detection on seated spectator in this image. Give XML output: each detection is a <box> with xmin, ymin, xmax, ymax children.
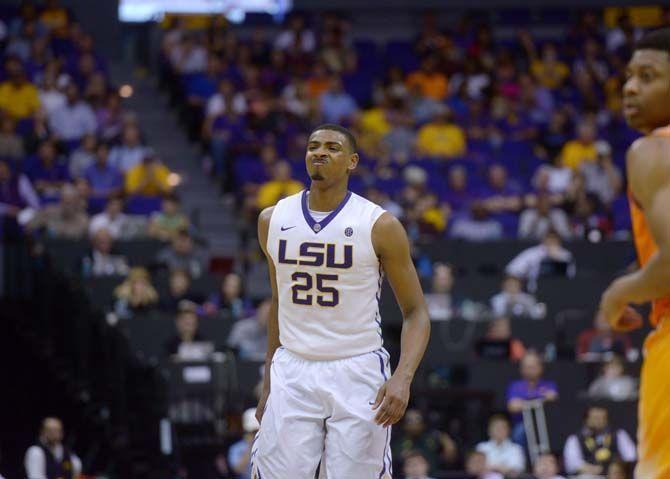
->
<box><xmin>38</xmin><ymin>73</ymin><xmax>67</xmax><ymax>118</ymax></box>
<box><xmin>392</xmin><ymin>409</ymin><xmax>457</xmax><ymax>474</ymax></box>
<box><xmin>24</xmin><ymin>417</ymin><xmax>82</xmax><ymax>479</ymax></box>
<box><xmin>563</xmin><ymin>406</ymin><xmax>636</xmax><ymax>476</ymax></box>
<box><xmin>479</xmin><ymin>164</ymin><xmax>522</xmax><ymax>214</ymax></box>
<box><xmin>84</xmin><ymin>142</ymin><xmax>124</xmax><ymax>199</ymax></box>
<box><xmin>535</xmin><ymin>110</ymin><xmax>569</xmax><ymax>161</ymax></box>
<box><xmin>576</xmin><ymin>311</ymin><xmax>633</xmax><ymax>361</ymax></box>
<box><xmin>464</xmin><ymin>450</ymin><xmax>503</xmax><ymax>479</ymax></box>
<box><xmin>125</xmin><ymin>150</ymin><xmax>173</xmax><ymax>197</ymax></box>
<box><xmin>425</xmin><ymin>262</ymin><xmax>457</xmax><ymax>320</ymax></box>
<box><xmin>580</xmin><ymin>141</ymin><xmax>622</xmax><ymax>207</ymax></box>
<box><xmin>319</xmin><ymin>76</ymin><xmax>358</xmax><ymax>124</ymax></box>
<box><xmin>169</xmin><ymin>33</ymin><xmax>208</xmax><ymax>74</ymax></box>
<box><xmin>449</xmin><ymin>201</ymin><xmax>503</xmax><ymax>242</ymax></box>
<box><xmin>164</xmin><ymin>301</ymin><xmax>207</xmax><ymax>357</ymax></box>
<box><xmin>0</xmin><ymin>115</ymin><xmax>24</xmax><ymax>161</ymax></box>
<box><xmin>81</xmin><ymin>228</ymin><xmax>129</xmax><ymax>277</ymax></box>
<box><xmin>416</xmin><ymin>108</ymin><xmax>466</xmax><ymax>159</ymax></box>
<box><xmin>113</xmin><ymin>267</ymin><xmax>159</xmax><ymax>320</ymax></box>
<box><xmin>202</xmin><ymin>272</ymin><xmax>248</xmax><ymax>319</ymax></box>
<box><xmin>274</xmin><ymin>14</ymin><xmax>315</xmax><ymax>53</ymax></box>
<box><xmin>531</xmin><ymin>452</ymin><xmax>566</xmax><ymax>479</ymax></box>
<box><xmin>27</xmin><ymin>184</ymin><xmax>88</xmax><ymax>239</ymax></box>
<box><xmin>476</xmin><ymin>414</ymin><xmax>526</xmax><ymax>477</ymax></box>
<box><xmin>227</xmin><ymin>299</ymin><xmax>270</xmax><ymax>361</ymax></box>
<box><xmin>532</xmin><ymin>155</ymin><xmax>573</xmax><ymax>197</ymax></box>
<box><xmin>507</xmin><ymin>351</ymin><xmax>558</xmax><ymax>444</ymax></box>
<box><xmin>443</xmin><ymin>165</ymin><xmax>473</xmax><ymax>213</ymax></box>
<box><xmin>24</xmin><ymin>139</ymin><xmax>69</xmax><ymax>199</ymax></box>
<box><xmin>529</xmin><ymin>43</ymin><xmax>569</xmax><ymax>90</ymax></box>
<box><xmin>256</xmin><ymin>160</ymin><xmax>304</xmax><ymax>210</ymax></box>
<box><xmin>505</xmin><ymin>230</ymin><xmax>575</xmax><ymax>288</ymax></box>
<box><xmin>160</xmin><ymin>269</ymin><xmax>205</xmax><ymax>313</ymax></box>
<box><xmin>228</xmin><ymin>408</ymin><xmax>259</xmax><ymax>479</ymax></box>
<box><xmin>588</xmin><ymin>355</ymin><xmax>637</xmax><ymax>401</ymax></box>
<box><xmin>403</xmin><ymin>450</ymin><xmax>437</xmax><ymax>479</ymax></box>
<box><xmin>206</xmin><ymin>79</ymin><xmax>248</xmax><ymax>120</ymax></box>
<box><xmin>155</xmin><ymin>229</ymin><xmax>207</xmax><ymax>279</ymax></box>
<box><xmin>560</xmin><ymin>120</ymin><xmax>598</xmax><ymax>170</ymax></box>
<box><xmin>69</xmin><ymin>133</ymin><xmax>97</xmax><ymax>179</ymax></box>
<box><xmin>406</xmin><ymin>56</ymin><xmax>449</xmax><ymax>101</ymax></box>
<box><xmin>89</xmin><ymin>193</ymin><xmax>128</xmax><ymax>238</ymax></box>
<box><xmin>48</xmin><ymin>82</ymin><xmax>97</xmax><ymax>143</ymax></box>
<box><xmin>0</xmin><ymin>158</ymin><xmax>40</xmax><ymax>229</ymax></box>
<box><xmin>0</xmin><ymin>56</ymin><xmax>40</xmax><ymax>120</ymax></box>
<box><xmin>108</xmin><ymin>124</ymin><xmax>148</xmax><ymax>173</ymax></box>
<box><xmin>475</xmin><ymin>317</ymin><xmax>526</xmax><ymax>361</ymax></box>
<box><xmin>148</xmin><ymin>193</ymin><xmax>189</xmax><ymax>241</ymax></box>
<box><xmin>490</xmin><ymin>276</ymin><xmax>542</xmax><ymax>319</ymax></box>
<box><xmin>96</xmin><ymin>92</ymin><xmax>126</xmax><ymax>142</ymax></box>
<box><xmin>518</xmin><ymin>194</ymin><xmax>572</xmax><ymax>240</ymax></box>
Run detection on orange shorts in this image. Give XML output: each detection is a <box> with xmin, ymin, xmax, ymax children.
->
<box><xmin>636</xmin><ymin>317</ymin><xmax>670</xmax><ymax>479</ymax></box>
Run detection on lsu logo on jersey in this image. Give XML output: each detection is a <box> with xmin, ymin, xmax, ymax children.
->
<box><xmin>277</xmin><ymin>239</ymin><xmax>352</xmax><ymax>269</ymax></box>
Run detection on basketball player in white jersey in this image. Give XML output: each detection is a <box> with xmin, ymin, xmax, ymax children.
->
<box><xmin>251</xmin><ymin>124</ymin><xmax>430</xmax><ymax>479</ymax></box>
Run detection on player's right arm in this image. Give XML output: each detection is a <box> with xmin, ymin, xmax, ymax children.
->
<box><xmin>256</xmin><ymin>206</ymin><xmax>281</xmax><ymax>423</ymax></box>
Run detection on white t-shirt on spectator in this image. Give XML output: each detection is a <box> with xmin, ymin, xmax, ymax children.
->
<box><xmin>48</xmin><ymin>101</ymin><xmax>97</xmax><ymax>142</ymax></box>
<box><xmin>206</xmin><ymin>92</ymin><xmax>247</xmax><ymax>118</ymax></box>
<box><xmin>505</xmin><ymin>244</ymin><xmax>575</xmax><ymax>281</ymax></box>
<box><xmin>89</xmin><ymin>212</ymin><xmax>128</xmax><ymax>238</ymax></box>
<box><xmin>25</xmin><ymin>444</ymin><xmax>82</xmax><ymax>479</ymax></box>
<box><xmin>39</xmin><ymin>89</ymin><xmax>66</xmax><ymax>117</ymax></box>
<box><xmin>476</xmin><ymin>439</ymin><xmax>526</xmax><ymax>474</ymax></box>
<box><xmin>108</xmin><ymin>145</ymin><xmax>147</xmax><ymax>173</ymax></box>
<box><xmin>274</xmin><ymin>29</ymin><xmax>315</xmax><ymax>52</ymax></box>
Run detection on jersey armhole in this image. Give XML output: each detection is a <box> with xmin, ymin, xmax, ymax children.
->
<box><xmin>369</xmin><ymin>208</ymin><xmax>388</xmax><ymax>259</ymax></box>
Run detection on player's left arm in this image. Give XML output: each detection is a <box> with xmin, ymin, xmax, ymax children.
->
<box><xmin>601</xmin><ymin>136</ymin><xmax>670</xmax><ymax>327</ymax></box>
<box><xmin>371</xmin><ymin>212</ymin><xmax>431</xmax><ymax>427</ymax></box>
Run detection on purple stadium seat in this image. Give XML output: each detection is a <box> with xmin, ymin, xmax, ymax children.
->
<box><xmin>125</xmin><ymin>195</ymin><xmax>163</xmax><ymax>215</ymax></box>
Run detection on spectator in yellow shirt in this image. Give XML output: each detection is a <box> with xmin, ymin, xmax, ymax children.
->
<box><xmin>561</xmin><ymin>121</ymin><xmax>598</xmax><ymax>170</ymax></box>
<box><xmin>0</xmin><ymin>57</ymin><xmax>40</xmax><ymax>120</ymax></box>
<box><xmin>125</xmin><ymin>150</ymin><xmax>173</xmax><ymax>197</ymax></box>
<box><xmin>416</xmin><ymin>108</ymin><xmax>467</xmax><ymax>159</ymax></box>
<box><xmin>406</xmin><ymin>56</ymin><xmax>449</xmax><ymax>101</ymax></box>
<box><xmin>257</xmin><ymin>160</ymin><xmax>304</xmax><ymax>209</ymax></box>
<box><xmin>530</xmin><ymin>43</ymin><xmax>570</xmax><ymax>90</ymax></box>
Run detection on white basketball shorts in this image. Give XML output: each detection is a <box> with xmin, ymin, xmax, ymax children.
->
<box><xmin>251</xmin><ymin>346</ymin><xmax>393</xmax><ymax>479</ymax></box>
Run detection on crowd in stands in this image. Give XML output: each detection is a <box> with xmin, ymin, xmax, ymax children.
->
<box><xmin>1</xmin><ymin>2</ymin><xmax>662</xmax><ymax>478</ymax></box>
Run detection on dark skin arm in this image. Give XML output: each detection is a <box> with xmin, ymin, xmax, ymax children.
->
<box><xmin>371</xmin><ymin>212</ymin><xmax>431</xmax><ymax>427</ymax></box>
<box><xmin>600</xmin><ymin>136</ymin><xmax>670</xmax><ymax>330</ymax></box>
<box><xmin>255</xmin><ymin>206</ymin><xmax>282</xmax><ymax>423</ymax></box>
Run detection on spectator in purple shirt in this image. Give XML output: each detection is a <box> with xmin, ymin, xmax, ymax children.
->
<box><xmin>84</xmin><ymin>142</ymin><xmax>123</xmax><ymax>199</ymax></box>
<box><xmin>506</xmin><ymin>350</ymin><xmax>558</xmax><ymax>444</ymax></box>
<box><xmin>441</xmin><ymin>165</ymin><xmax>472</xmax><ymax>213</ymax></box>
<box><xmin>478</xmin><ymin>163</ymin><xmax>523</xmax><ymax>214</ymax></box>
<box><xmin>24</xmin><ymin>138</ymin><xmax>69</xmax><ymax>199</ymax></box>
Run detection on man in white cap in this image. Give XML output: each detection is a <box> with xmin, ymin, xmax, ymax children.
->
<box><xmin>228</xmin><ymin>408</ymin><xmax>259</xmax><ymax>479</ymax></box>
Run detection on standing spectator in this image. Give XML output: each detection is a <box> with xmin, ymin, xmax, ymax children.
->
<box><xmin>531</xmin><ymin>453</ymin><xmax>566</xmax><ymax>479</ymax></box>
<box><xmin>0</xmin><ymin>56</ymin><xmax>40</xmax><ymax>120</ymax></box>
<box><xmin>113</xmin><ymin>267</ymin><xmax>159</xmax><ymax>320</ymax></box>
<box><xmin>576</xmin><ymin>311</ymin><xmax>633</xmax><ymax>360</ymax></box>
<box><xmin>475</xmin><ymin>317</ymin><xmax>526</xmax><ymax>361</ymax></box>
<box><xmin>108</xmin><ymin>124</ymin><xmax>147</xmax><ymax>173</ymax></box>
<box><xmin>506</xmin><ymin>351</ymin><xmax>559</xmax><ymax>444</ymax></box>
<box><xmin>518</xmin><ymin>194</ymin><xmax>572</xmax><ymax>240</ymax></box>
<box><xmin>464</xmin><ymin>451</ymin><xmax>504</xmax><ymax>479</ymax></box>
<box><xmin>48</xmin><ymin>83</ymin><xmax>97</xmax><ymax>143</ymax></box>
<box><xmin>403</xmin><ymin>450</ymin><xmax>437</xmax><ymax>479</ymax></box>
<box><xmin>163</xmin><ymin>301</ymin><xmax>207</xmax><ymax>357</ymax></box>
<box><xmin>125</xmin><ymin>150</ymin><xmax>173</xmax><ymax>197</ymax></box>
<box><xmin>80</xmin><ymin>228</ymin><xmax>129</xmax><ymax>277</ymax></box>
<box><xmin>579</xmin><ymin>141</ymin><xmax>622</xmax><ymax>207</ymax></box>
<box><xmin>227</xmin><ymin>299</ymin><xmax>270</xmax><ymax>361</ymax></box>
<box><xmin>406</xmin><ymin>56</ymin><xmax>449</xmax><ymax>101</ymax></box>
<box><xmin>227</xmin><ymin>408</ymin><xmax>259</xmax><ymax>479</ymax></box>
<box><xmin>449</xmin><ymin>201</ymin><xmax>503</xmax><ymax>241</ymax></box>
<box><xmin>319</xmin><ymin>76</ymin><xmax>358</xmax><ymax>124</ymax></box>
<box><xmin>155</xmin><ymin>229</ymin><xmax>207</xmax><ymax>279</ymax></box>
<box><xmin>588</xmin><ymin>355</ymin><xmax>638</xmax><ymax>401</ymax></box>
<box><xmin>425</xmin><ymin>262</ymin><xmax>457</xmax><ymax>321</ymax></box>
<box><xmin>505</xmin><ymin>230</ymin><xmax>575</xmax><ymax>286</ymax></box>
<box><xmin>148</xmin><ymin>194</ymin><xmax>189</xmax><ymax>241</ymax></box>
<box><xmin>563</xmin><ymin>406</ymin><xmax>636</xmax><ymax>476</ymax></box>
<box><xmin>68</xmin><ymin>133</ymin><xmax>97</xmax><ymax>179</ymax></box>
<box><xmin>27</xmin><ymin>184</ymin><xmax>88</xmax><ymax>239</ymax></box>
<box><xmin>89</xmin><ymin>193</ymin><xmax>127</xmax><ymax>238</ymax></box>
<box><xmin>0</xmin><ymin>115</ymin><xmax>24</xmax><ymax>161</ymax></box>
<box><xmin>416</xmin><ymin>108</ymin><xmax>466</xmax><ymax>159</ymax></box>
<box><xmin>256</xmin><ymin>160</ymin><xmax>304</xmax><ymax>210</ymax></box>
<box><xmin>24</xmin><ymin>417</ymin><xmax>82</xmax><ymax>479</ymax></box>
<box><xmin>560</xmin><ymin>120</ymin><xmax>598</xmax><ymax>170</ymax></box>
<box><xmin>202</xmin><ymin>272</ymin><xmax>248</xmax><ymax>319</ymax></box>
<box><xmin>476</xmin><ymin>414</ymin><xmax>526</xmax><ymax>477</ymax></box>
<box><xmin>84</xmin><ymin>142</ymin><xmax>123</xmax><ymax>200</ymax></box>
<box><xmin>24</xmin><ymin>139</ymin><xmax>69</xmax><ymax>199</ymax></box>
<box><xmin>490</xmin><ymin>276</ymin><xmax>542</xmax><ymax>319</ymax></box>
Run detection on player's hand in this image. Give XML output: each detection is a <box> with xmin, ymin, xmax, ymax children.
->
<box><xmin>255</xmin><ymin>388</ymin><xmax>269</xmax><ymax>424</ymax></box>
<box><xmin>600</xmin><ymin>285</ymin><xmax>642</xmax><ymax>332</ymax></box>
<box><xmin>372</xmin><ymin>374</ymin><xmax>411</xmax><ymax>428</ymax></box>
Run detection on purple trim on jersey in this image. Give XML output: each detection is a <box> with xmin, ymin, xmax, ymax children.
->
<box><xmin>301</xmin><ymin>189</ymin><xmax>352</xmax><ymax>234</ymax></box>
<box><xmin>373</xmin><ymin>350</ymin><xmax>388</xmax><ymax>381</ymax></box>
<box><xmin>379</xmin><ymin>425</ymin><xmax>390</xmax><ymax>478</ymax></box>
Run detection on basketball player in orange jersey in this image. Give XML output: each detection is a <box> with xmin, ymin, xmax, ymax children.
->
<box><xmin>600</xmin><ymin>28</ymin><xmax>670</xmax><ymax>479</ymax></box>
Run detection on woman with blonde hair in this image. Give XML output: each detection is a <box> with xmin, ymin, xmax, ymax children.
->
<box><xmin>113</xmin><ymin>267</ymin><xmax>159</xmax><ymax>319</ymax></box>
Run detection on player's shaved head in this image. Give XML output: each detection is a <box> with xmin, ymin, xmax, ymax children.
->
<box><xmin>310</xmin><ymin>124</ymin><xmax>357</xmax><ymax>153</ymax></box>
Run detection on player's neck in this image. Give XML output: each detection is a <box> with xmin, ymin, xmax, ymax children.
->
<box><xmin>308</xmin><ymin>182</ymin><xmax>349</xmax><ymax>212</ymax></box>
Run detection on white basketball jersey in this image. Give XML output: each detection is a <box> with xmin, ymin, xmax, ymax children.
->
<box><xmin>266</xmin><ymin>190</ymin><xmax>386</xmax><ymax>360</ymax></box>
